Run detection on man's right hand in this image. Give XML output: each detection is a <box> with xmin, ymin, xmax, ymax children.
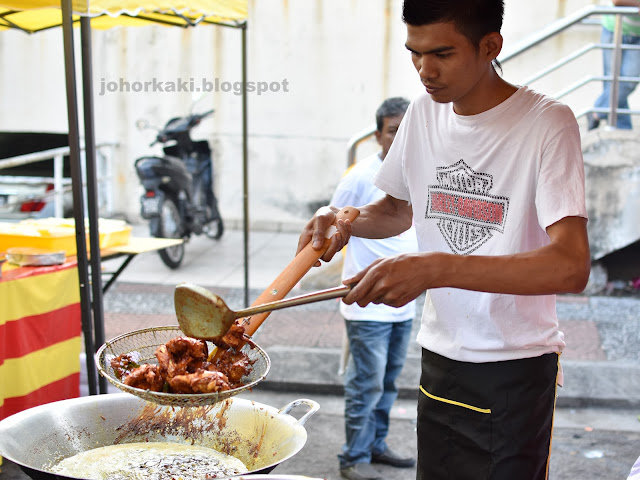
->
<box><xmin>296</xmin><ymin>205</ymin><xmax>354</xmax><ymax>266</ymax></box>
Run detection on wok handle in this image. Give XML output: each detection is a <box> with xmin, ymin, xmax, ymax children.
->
<box><xmin>278</xmin><ymin>398</ymin><xmax>321</xmax><ymax>426</ymax></box>
<box><xmin>241</xmin><ymin>206</ymin><xmax>359</xmax><ymax>336</ymax></box>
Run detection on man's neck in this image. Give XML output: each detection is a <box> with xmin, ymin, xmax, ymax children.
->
<box><xmin>453</xmin><ymin>71</ymin><xmax>518</xmax><ymax>116</ymax></box>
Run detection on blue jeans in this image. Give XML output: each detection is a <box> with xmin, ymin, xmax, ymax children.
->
<box><xmin>339</xmin><ymin>319</ymin><xmax>413</xmax><ymax>468</ymax></box>
<box><xmin>593</xmin><ymin>27</ymin><xmax>640</xmax><ymax>129</ymax></box>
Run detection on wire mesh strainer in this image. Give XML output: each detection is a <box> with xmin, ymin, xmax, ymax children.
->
<box><xmin>95</xmin><ymin>326</ymin><xmax>270</xmax><ymax>407</ymax></box>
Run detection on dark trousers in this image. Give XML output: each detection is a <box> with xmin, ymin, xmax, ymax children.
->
<box><xmin>417</xmin><ymin>349</ymin><xmax>559</xmax><ymax>480</ymax></box>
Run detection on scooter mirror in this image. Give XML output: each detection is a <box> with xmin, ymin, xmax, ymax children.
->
<box><xmin>191</xmin><ymin>92</ymin><xmax>206</xmax><ymax>111</ymax></box>
<box><xmin>135</xmin><ymin>118</ymin><xmax>150</xmax><ymax>130</ymax></box>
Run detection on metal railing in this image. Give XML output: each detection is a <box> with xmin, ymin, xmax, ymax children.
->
<box><xmin>346</xmin><ymin>5</ymin><xmax>640</xmax><ymax>167</ymax></box>
<box><xmin>0</xmin><ymin>143</ymin><xmax>118</xmax><ymax>217</ymax></box>
<box><xmin>498</xmin><ymin>4</ymin><xmax>640</xmax><ymax>126</ymax></box>
<box><xmin>0</xmin><ymin>147</ymin><xmax>70</xmax><ymax>217</ymax></box>
<box><xmin>346</xmin><ymin>124</ymin><xmax>377</xmax><ymax>168</ymax></box>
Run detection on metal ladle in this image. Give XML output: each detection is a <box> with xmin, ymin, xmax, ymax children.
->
<box><xmin>174</xmin><ymin>283</ymin><xmax>351</xmax><ymax>340</ymax></box>
<box><xmin>174</xmin><ymin>206</ymin><xmax>359</xmax><ymax>341</ymax></box>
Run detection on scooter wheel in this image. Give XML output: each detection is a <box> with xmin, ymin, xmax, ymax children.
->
<box><xmin>159</xmin><ymin>242</ymin><xmax>185</xmax><ymax>269</ymax></box>
<box><xmin>205</xmin><ymin>218</ymin><xmax>224</xmax><ymax>240</ymax></box>
<box><xmin>157</xmin><ymin>197</ymin><xmax>185</xmax><ymax>269</ymax></box>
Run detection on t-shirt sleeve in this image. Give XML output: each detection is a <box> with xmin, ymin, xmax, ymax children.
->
<box><xmin>331</xmin><ymin>169</ymin><xmax>362</xmax><ymax>209</ymax></box>
<box><xmin>373</xmin><ymin>104</ymin><xmax>413</xmax><ymax>203</ymax></box>
<box><xmin>536</xmin><ymin>111</ymin><xmax>588</xmax><ymax>229</ymax></box>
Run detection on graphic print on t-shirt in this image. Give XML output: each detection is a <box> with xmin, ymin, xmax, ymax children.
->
<box><xmin>426</xmin><ymin>159</ymin><xmax>509</xmax><ymax>255</ymax></box>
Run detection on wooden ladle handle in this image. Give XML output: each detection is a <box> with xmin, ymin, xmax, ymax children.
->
<box><xmin>242</xmin><ymin>206</ymin><xmax>359</xmax><ymax>336</ymax></box>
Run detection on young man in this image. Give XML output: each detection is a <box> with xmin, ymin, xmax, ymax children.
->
<box><xmin>332</xmin><ymin>97</ymin><xmax>418</xmax><ymax>480</ymax></box>
<box><xmin>297</xmin><ymin>1</ymin><xmax>591</xmax><ymax>479</ymax></box>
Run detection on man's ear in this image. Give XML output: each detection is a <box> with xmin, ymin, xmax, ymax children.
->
<box><xmin>374</xmin><ymin>129</ymin><xmax>383</xmax><ymax>146</ymax></box>
<box><xmin>482</xmin><ymin>32</ymin><xmax>503</xmax><ymax>63</ymax></box>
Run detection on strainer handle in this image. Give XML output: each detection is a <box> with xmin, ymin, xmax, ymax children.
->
<box><xmin>242</xmin><ymin>206</ymin><xmax>359</xmax><ymax>336</ymax></box>
<box><xmin>278</xmin><ymin>399</ymin><xmax>320</xmax><ymax>426</ymax></box>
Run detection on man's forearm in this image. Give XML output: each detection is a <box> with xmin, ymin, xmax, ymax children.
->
<box><xmin>340</xmin><ymin>217</ymin><xmax>590</xmax><ymax>307</ymax></box>
<box><xmin>351</xmin><ymin>195</ymin><xmax>413</xmax><ymax>239</ymax></box>
<box><xmin>416</xmin><ymin>217</ymin><xmax>590</xmax><ymax>296</ymax></box>
<box><xmin>427</xmin><ymin>247</ymin><xmax>588</xmax><ymax>295</ymax></box>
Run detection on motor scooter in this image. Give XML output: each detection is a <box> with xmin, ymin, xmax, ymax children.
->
<box><xmin>134</xmin><ymin>109</ymin><xmax>223</xmax><ymax>269</ymax></box>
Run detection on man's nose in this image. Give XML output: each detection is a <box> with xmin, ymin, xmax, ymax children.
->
<box><xmin>418</xmin><ymin>56</ymin><xmax>436</xmax><ymax>81</ymax></box>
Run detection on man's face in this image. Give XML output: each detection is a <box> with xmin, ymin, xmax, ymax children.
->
<box><xmin>376</xmin><ymin>114</ymin><xmax>404</xmax><ymax>160</ymax></box>
<box><xmin>405</xmin><ymin>22</ymin><xmax>493</xmax><ymax>115</ymax></box>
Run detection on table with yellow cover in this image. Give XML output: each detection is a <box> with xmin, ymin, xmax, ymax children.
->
<box><xmin>99</xmin><ymin>236</ymin><xmax>184</xmax><ymax>293</ymax></box>
<box><xmin>0</xmin><ymin>219</ymin><xmax>183</xmax><ymax>419</ymax></box>
<box><xmin>0</xmin><ymin>218</ymin><xmax>183</xmax><ymax>293</ymax></box>
<box><xmin>0</xmin><ymin>259</ymin><xmax>81</xmax><ymax>421</ymax></box>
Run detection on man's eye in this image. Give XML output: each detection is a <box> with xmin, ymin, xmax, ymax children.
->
<box><xmin>436</xmin><ymin>53</ymin><xmax>451</xmax><ymax>59</ymax></box>
<box><xmin>410</xmin><ymin>51</ymin><xmax>421</xmax><ymax>58</ymax></box>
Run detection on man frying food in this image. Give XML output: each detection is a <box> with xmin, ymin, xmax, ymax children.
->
<box><xmin>296</xmin><ymin>1</ymin><xmax>590</xmax><ymax>479</ymax></box>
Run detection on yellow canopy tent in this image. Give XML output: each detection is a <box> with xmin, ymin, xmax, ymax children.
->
<box><xmin>0</xmin><ymin>0</ymin><xmax>247</xmax><ymax>31</ymax></box>
<box><xmin>0</xmin><ymin>0</ymin><xmax>249</xmax><ymax>395</ymax></box>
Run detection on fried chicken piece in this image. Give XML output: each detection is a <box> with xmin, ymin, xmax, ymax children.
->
<box><xmin>167</xmin><ymin>336</ymin><xmax>208</xmax><ymax>359</ymax></box>
<box><xmin>110</xmin><ymin>353</ymin><xmax>140</xmax><ymax>380</ymax></box>
<box><xmin>155</xmin><ymin>345</ymin><xmax>182</xmax><ymax>378</ymax></box>
<box><xmin>155</xmin><ymin>337</ymin><xmax>209</xmax><ymax>378</ymax></box>
<box><xmin>216</xmin><ymin>323</ymin><xmax>246</xmax><ymax>350</ymax></box>
<box><xmin>212</xmin><ymin>348</ymin><xmax>254</xmax><ymax>386</ymax></box>
<box><xmin>122</xmin><ymin>364</ymin><xmax>165</xmax><ymax>392</ymax></box>
<box><xmin>167</xmin><ymin>370</ymin><xmax>231</xmax><ymax>394</ymax></box>
<box><xmin>112</xmin><ymin>334</ymin><xmax>255</xmax><ymax>395</ymax></box>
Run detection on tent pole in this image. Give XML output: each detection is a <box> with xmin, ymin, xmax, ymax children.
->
<box><xmin>241</xmin><ymin>21</ymin><xmax>249</xmax><ymax>307</ymax></box>
<box><xmin>80</xmin><ymin>16</ymin><xmax>108</xmax><ymax>394</ymax></box>
<box><xmin>61</xmin><ymin>0</ymin><xmax>98</xmax><ymax>396</ymax></box>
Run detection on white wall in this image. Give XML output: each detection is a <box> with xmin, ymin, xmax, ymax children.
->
<box><xmin>0</xmin><ymin>0</ymin><xmax>635</xmax><ymax>231</ymax></box>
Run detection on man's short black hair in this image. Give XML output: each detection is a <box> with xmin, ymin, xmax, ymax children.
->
<box><xmin>376</xmin><ymin>97</ymin><xmax>410</xmax><ymax>132</ymax></box>
<box><xmin>402</xmin><ymin>0</ymin><xmax>504</xmax><ymax>47</ymax></box>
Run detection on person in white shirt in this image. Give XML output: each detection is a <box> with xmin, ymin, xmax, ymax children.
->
<box><xmin>332</xmin><ymin>97</ymin><xmax>418</xmax><ymax>480</ymax></box>
<box><xmin>296</xmin><ymin>1</ymin><xmax>591</xmax><ymax>479</ymax></box>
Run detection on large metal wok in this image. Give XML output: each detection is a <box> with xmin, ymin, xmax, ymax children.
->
<box><xmin>0</xmin><ymin>393</ymin><xmax>319</xmax><ymax>480</ymax></box>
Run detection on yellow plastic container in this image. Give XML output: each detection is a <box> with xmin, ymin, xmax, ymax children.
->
<box><xmin>0</xmin><ymin>218</ymin><xmax>131</xmax><ymax>256</ymax></box>
<box><xmin>99</xmin><ymin>219</ymin><xmax>133</xmax><ymax>249</ymax></box>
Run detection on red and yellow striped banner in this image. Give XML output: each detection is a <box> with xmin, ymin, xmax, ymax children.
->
<box><xmin>0</xmin><ymin>260</ymin><xmax>81</xmax><ymax>420</ymax></box>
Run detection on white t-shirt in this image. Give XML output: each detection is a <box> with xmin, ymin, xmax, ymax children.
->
<box><xmin>628</xmin><ymin>455</ymin><xmax>640</xmax><ymax>480</ymax></box>
<box><xmin>331</xmin><ymin>152</ymin><xmax>418</xmax><ymax>322</ymax></box>
<box><xmin>374</xmin><ymin>86</ymin><xmax>587</xmax><ymax>362</ymax></box>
